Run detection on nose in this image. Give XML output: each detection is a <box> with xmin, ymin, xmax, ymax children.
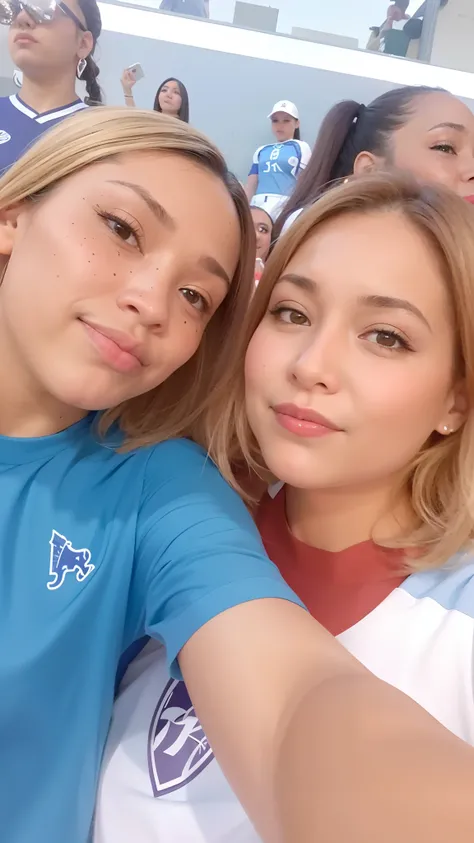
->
<box><xmin>290</xmin><ymin>324</ymin><xmax>343</xmax><ymax>395</ymax></box>
<box><xmin>459</xmin><ymin>151</ymin><xmax>474</xmax><ymax>186</ymax></box>
<box><xmin>116</xmin><ymin>269</ymin><xmax>172</xmax><ymax>331</ymax></box>
<box><xmin>13</xmin><ymin>8</ymin><xmax>35</xmax><ymax>26</ymax></box>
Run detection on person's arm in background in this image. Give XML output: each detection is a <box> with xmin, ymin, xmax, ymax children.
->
<box><xmin>245</xmin><ymin>175</ymin><xmax>258</xmax><ymax>202</ymax></box>
<box><xmin>121</xmin><ymin>69</ymin><xmax>137</xmax><ymax>108</ymax></box>
<box><xmin>245</xmin><ymin>147</ymin><xmax>261</xmax><ymax>202</ymax></box>
<box><xmin>297</xmin><ymin>140</ymin><xmax>312</xmax><ymax>179</ymax></box>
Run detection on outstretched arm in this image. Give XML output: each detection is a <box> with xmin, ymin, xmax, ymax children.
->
<box><xmin>181</xmin><ymin>600</ymin><xmax>474</xmax><ymax>843</ymax></box>
<box><xmin>276</xmin><ymin>669</ymin><xmax>474</xmax><ymax>842</ymax></box>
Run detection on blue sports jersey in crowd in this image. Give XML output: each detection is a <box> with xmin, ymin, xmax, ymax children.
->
<box><xmin>249</xmin><ymin>139</ymin><xmax>311</xmax><ymax>198</ymax></box>
<box><xmin>0</xmin><ymin>93</ymin><xmax>87</xmax><ymax>173</ymax></box>
<box><xmin>0</xmin><ymin>416</ymin><xmax>301</xmax><ymax>843</ymax></box>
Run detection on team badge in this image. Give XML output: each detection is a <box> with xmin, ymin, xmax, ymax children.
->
<box><xmin>0</xmin><ymin>130</ymin><xmax>11</xmax><ymax>145</ymax></box>
<box><xmin>47</xmin><ymin>529</ymin><xmax>94</xmax><ymax>590</ymax></box>
<box><xmin>148</xmin><ymin>679</ymin><xmax>214</xmax><ymax>796</ymax></box>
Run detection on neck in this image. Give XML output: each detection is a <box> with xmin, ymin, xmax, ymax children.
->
<box><xmin>285</xmin><ymin>479</ymin><xmax>411</xmax><ymax>552</ymax></box>
<box><xmin>0</xmin><ymin>311</ymin><xmax>86</xmax><ymax>438</ymax></box>
<box><xmin>19</xmin><ymin>73</ymin><xmax>79</xmax><ymax>114</ymax></box>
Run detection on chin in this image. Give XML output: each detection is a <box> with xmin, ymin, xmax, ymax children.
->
<box><xmin>49</xmin><ymin>378</ymin><xmax>134</xmax><ymax>414</ymax></box>
<box><xmin>260</xmin><ymin>453</ymin><xmax>317</xmax><ymax>490</ymax></box>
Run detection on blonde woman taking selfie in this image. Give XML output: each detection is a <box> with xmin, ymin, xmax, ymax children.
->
<box><xmin>96</xmin><ymin>174</ymin><xmax>474</xmax><ymax>843</ymax></box>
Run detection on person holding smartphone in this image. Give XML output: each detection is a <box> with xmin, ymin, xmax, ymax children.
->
<box><xmin>0</xmin><ymin>0</ymin><xmax>102</xmax><ymax>173</ymax></box>
<box><xmin>121</xmin><ymin>69</ymin><xmax>190</xmax><ymax>123</ymax></box>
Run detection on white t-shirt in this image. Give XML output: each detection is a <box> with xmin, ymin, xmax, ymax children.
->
<box><xmin>95</xmin><ymin>551</ymin><xmax>474</xmax><ymax>843</ymax></box>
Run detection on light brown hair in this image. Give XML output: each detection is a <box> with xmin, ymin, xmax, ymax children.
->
<box><xmin>210</xmin><ymin>173</ymin><xmax>474</xmax><ymax>568</ymax></box>
<box><xmin>0</xmin><ymin>107</ymin><xmax>255</xmax><ymax>452</ymax></box>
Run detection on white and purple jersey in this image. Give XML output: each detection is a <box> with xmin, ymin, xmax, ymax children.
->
<box><xmin>0</xmin><ymin>94</ymin><xmax>87</xmax><ymax>173</ymax></box>
<box><xmin>94</xmin><ymin>551</ymin><xmax>474</xmax><ymax>842</ymax></box>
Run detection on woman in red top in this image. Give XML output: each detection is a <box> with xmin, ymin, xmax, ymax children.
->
<box><xmin>215</xmin><ymin>172</ymin><xmax>474</xmax><ymax>837</ymax></box>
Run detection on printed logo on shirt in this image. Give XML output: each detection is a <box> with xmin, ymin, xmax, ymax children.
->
<box><xmin>47</xmin><ymin>529</ymin><xmax>94</xmax><ymax>590</ymax></box>
<box><xmin>148</xmin><ymin>679</ymin><xmax>214</xmax><ymax>796</ymax></box>
<box><xmin>0</xmin><ymin>130</ymin><xmax>11</xmax><ymax>145</ymax></box>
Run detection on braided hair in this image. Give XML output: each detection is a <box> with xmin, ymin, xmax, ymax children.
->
<box><xmin>78</xmin><ymin>0</ymin><xmax>103</xmax><ymax>105</ymax></box>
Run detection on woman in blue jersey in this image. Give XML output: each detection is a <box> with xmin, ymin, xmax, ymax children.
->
<box><xmin>274</xmin><ymin>85</ymin><xmax>474</xmax><ymax>237</ymax></box>
<box><xmin>1</xmin><ymin>106</ymin><xmax>460</xmax><ymax>843</ymax></box>
<box><xmin>96</xmin><ymin>172</ymin><xmax>474</xmax><ymax>843</ymax></box>
<box><xmin>0</xmin><ymin>0</ymin><xmax>102</xmax><ymax>172</ymax></box>
<box><xmin>245</xmin><ymin>100</ymin><xmax>311</xmax><ymax>218</ymax></box>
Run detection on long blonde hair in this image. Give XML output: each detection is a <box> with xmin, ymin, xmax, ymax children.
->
<box><xmin>0</xmin><ymin>107</ymin><xmax>255</xmax><ymax>453</ymax></box>
<box><xmin>209</xmin><ymin>173</ymin><xmax>474</xmax><ymax>569</ymax></box>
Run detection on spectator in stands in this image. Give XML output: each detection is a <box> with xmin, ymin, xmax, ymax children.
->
<box><xmin>250</xmin><ymin>204</ymin><xmax>273</xmax><ymax>262</ymax></box>
<box><xmin>245</xmin><ymin>100</ymin><xmax>311</xmax><ymax>219</ymax></box>
<box><xmin>275</xmin><ymin>85</ymin><xmax>474</xmax><ymax>237</ymax></box>
<box><xmin>0</xmin><ymin>0</ymin><xmax>102</xmax><ymax>173</ymax></box>
<box><xmin>159</xmin><ymin>0</ymin><xmax>209</xmax><ymax>18</ymax></box>
<box><xmin>121</xmin><ymin>72</ymin><xmax>190</xmax><ymax>122</ymax></box>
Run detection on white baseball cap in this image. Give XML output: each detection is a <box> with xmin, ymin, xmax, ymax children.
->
<box><xmin>268</xmin><ymin>100</ymin><xmax>299</xmax><ymax>120</ymax></box>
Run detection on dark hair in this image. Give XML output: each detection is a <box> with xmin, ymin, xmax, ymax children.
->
<box><xmin>153</xmin><ymin>78</ymin><xmax>190</xmax><ymax>123</ymax></box>
<box><xmin>274</xmin><ymin>85</ymin><xmax>445</xmax><ymax>237</ymax></box>
<box><xmin>77</xmin><ymin>0</ymin><xmax>103</xmax><ymax>105</ymax></box>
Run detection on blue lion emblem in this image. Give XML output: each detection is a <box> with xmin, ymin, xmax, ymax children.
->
<box><xmin>47</xmin><ymin>530</ymin><xmax>94</xmax><ymax>591</ymax></box>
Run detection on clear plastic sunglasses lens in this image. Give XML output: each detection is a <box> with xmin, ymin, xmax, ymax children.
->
<box><xmin>0</xmin><ymin>0</ymin><xmax>15</xmax><ymax>25</ymax></box>
<box><xmin>24</xmin><ymin>0</ymin><xmax>58</xmax><ymax>20</ymax></box>
<box><xmin>0</xmin><ymin>0</ymin><xmax>58</xmax><ymax>23</ymax></box>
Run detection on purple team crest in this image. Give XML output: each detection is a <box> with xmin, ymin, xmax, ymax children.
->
<box><xmin>147</xmin><ymin>679</ymin><xmax>214</xmax><ymax>797</ymax></box>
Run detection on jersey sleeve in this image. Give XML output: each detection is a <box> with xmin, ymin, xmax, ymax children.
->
<box><xmin>128</xmin><ymin>439</ymin><xmax>304</xmax><ymax>677</ymax></box>
<box><xmin>298</xmin><ymin>141</ymin><xmax>312</xmax><ymax>170</ymax></box>
<box><xmin>248</xmin><ymin>146</ymin><xmax>262</xmax><ymax>177</ymax></box>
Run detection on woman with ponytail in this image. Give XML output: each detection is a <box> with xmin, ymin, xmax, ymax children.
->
<box><xmin>274</xmin><ymin>85</ymin><xmax>474</xmax><ymax>237</ymax></box>
<box><xmin>0</xmin><ymin>0</ymin><xmax>102</xmax><ymax>172</ymax></box>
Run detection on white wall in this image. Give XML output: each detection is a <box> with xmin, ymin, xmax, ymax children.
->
<box><xmin>432</xmin><ymin>0</ymin><xmax>474</xmax><ymax>73</ymax></box>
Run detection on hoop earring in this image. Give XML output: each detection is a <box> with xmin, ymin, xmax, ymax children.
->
<box><xmin>76</xmin><ymin>58</ymin><xmax>87</xmax><ymax>79</ymax></box>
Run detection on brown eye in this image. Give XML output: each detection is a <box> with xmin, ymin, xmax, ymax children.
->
<box><xmin>180</xmin><ymin>288</ymin><xmax>208</xmax><ymax>313</ymax></box>
<box><xmin>110</xmin><ymin>220</ymin><xmax>136</xmax><ymax>243</ymax></box>
<box><xmin>364</xmin><ymin>329</ymin><xmax>409</xmax><ymax>351</ymax></box>
<box><xmin>273</xmin><ymin>307</ymin><xmax>310</xmax><ymax>326</ymax></box>
<box><xmin>97</xmin><ymin>210</ymin><xmax>141</xmax><ymax>247</ymax></box>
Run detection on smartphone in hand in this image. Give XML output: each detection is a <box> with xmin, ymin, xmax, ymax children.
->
<box><xmin>127</xmin><ymin>63</ymin><xmax>145</xmax><ymax>82</ymax></box>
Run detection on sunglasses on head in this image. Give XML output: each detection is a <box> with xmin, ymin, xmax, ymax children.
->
<box><xmin>0</xmin><ymin>0</ymin><xmax>86</xmax><ymax>29</ymax></box>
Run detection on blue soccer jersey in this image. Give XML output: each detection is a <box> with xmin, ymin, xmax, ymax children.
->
<box><xmin>249</xmin><ymin>139</ymin><xmax>311</xmax><ymax>199</ymax></box>
<box><xmin>0</xmin><ymin>94</ymin><xmax>87</xmax><ymax>173</ymax></box>
<box><xmin>0</xmin><ymin>416</ymin><xmax>301</xmax><ymax>843</ymax></box>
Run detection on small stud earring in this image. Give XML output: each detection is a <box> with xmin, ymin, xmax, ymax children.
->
<box><xmin>443</xmin><ymin>425</ymin><xmax>452</xmax><ymax>434</ymax></box>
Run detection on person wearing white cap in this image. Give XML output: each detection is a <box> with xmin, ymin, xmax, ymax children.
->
<box><xmin>245</xmin><ymin>100</ymin><xmax>311</xmax><ymax>217</ymax></box>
